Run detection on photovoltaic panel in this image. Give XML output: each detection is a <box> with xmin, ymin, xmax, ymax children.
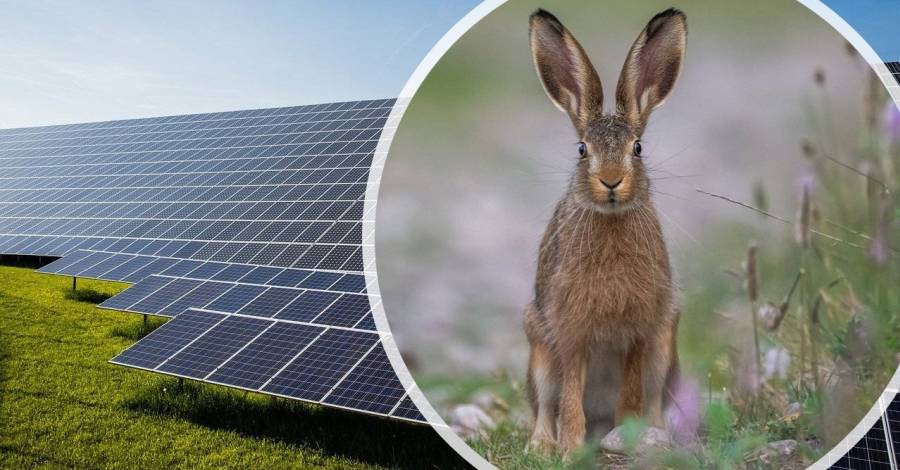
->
<box><xmin>830</xmin><ymin>417</ymin><xmax>893</xmax><ymax>469</ymax></box>
<box><xmin>157</xmin><ymin>315</ymin><xmax>273</xmax><ymax>379</ymax></box>
<box><xmin>111</xmin><ymin>309</ymin><xmax>225</xmax><ymax>370</ymax></box>
<box><xmin>0</xmin><ymin>100</ymin><xmax>425</xmax><ymax>422</ymax></box>
<box><xmin>885</xmin><ymin>396</ymin><xmax>900</xmax><ymax>465</ymax></box>
<box><xmin>323</xmin><ymin>344</ymin><xmax>406</xmax><ymax>415</ymax></box>
<box><xmin>886</xmin><ymin>61</ymin><xmax>900</xmax><ymax>86</ymax></box>
<box><xmin>205</xmin><ymin>283</ymin><xmax>269</xmax><ymax>314</ymax></box>
<box><xmin>207</xmin><ymin>322</ymin><xmax>325</xmax><ymax>390</ymax></box>
<box><xmin>262</xmin><ymin>328</ymin><xmax>379</xmax><ymax>401</ymax></box>
<box><xmin>391</xmin><ymin>395</ymin><xmax>427</xmax><ymax>422</ymax></box>
<box><xmin>99</xmin><ymin>275</ymin><xmax>173</xmax><ymax>310</ymax></box>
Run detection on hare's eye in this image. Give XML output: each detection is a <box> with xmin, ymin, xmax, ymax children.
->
<box><xmin>577</xmin><ymin>142</ymin><xmax>587</xmax><ymax>158</ymax></box>
<box><xmin>633</xmin><ymin>140</ymin><xmax>642</xmax><ymax>157</ymax></box>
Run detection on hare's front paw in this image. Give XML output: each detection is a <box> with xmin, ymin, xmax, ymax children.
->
<box><xmin>559</xmin><ymin>432</ymin><xmax>586</xmax><ymax>461</ymax></box>
<box><xmin>525</xmin><ymin>430</ymin><xmax>556</xmax><ymax>454</ymax></box>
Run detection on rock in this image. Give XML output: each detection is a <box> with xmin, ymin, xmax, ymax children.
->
<box><xmin>449</xmin><ymin>404</ymin><xmax>494</xmax><ymax>439</ymax></box>
<box><xmin>769</xmin><ymin>439</ymin><xmax>798</xmax><ymax>456</ymax></box>
<box><xmin>471</xmin><ymin>391</ymin><xmax>508</xmax><ymax>413</ymax></box>
<box><xmin>754</xmin><ymin>439</ymin><xmax>798</xmax><ymax>465</ymax></box>
<box><xmin>600</xmin><ymin>426</ymin><xmax>671</xmax><ymax>455</ymax></box>
<box><xmin>784</xmin><ymin>402</ymin><xmax>802</xmax><ymax>419</ymax></box>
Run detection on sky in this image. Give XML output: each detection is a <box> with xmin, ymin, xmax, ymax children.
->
<box><xmin>826</xmin><ymin>0</ymin><xmax>900</xmax><ymax>60</ymax></box>
<box><xmin>0</xmin><ymin>0</ymin><xmax>893</xmax><ymax>128</ymax></box>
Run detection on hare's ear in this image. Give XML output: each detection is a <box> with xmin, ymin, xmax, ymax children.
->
<box><xmin>529</xmin><ymin>9</ymin><xmax>603</xmax><ymax>134</ymax></box>
<box><xmin>616</xmin><ymin>9</ymin><xmax>687</xmax><ymax>131</ymax></box>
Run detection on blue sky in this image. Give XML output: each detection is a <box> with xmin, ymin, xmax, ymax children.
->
<box><xmin>0</xmin><ymin>0</ymin><xmax>480</xmax><ymax>127</ymax></box>
<box><xmin>826</xmin><ymin>0</ymin><xmax>900</xmax><ymax>59</ymax></box>
<box><xmin>0</xmin><ymin>0</ymin><xmax>893</xmax><ymax>128</ymax></box>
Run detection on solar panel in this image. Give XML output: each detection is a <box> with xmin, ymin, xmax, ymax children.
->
<box><xmin>831</xmin><ymin>417</ymin><xmax>893</xmax><ymax>469</ymax></box>
<box><xmin>0</xmin><ymin>100</ymin><xmax>424</xmax><ymax>422</ymax></box>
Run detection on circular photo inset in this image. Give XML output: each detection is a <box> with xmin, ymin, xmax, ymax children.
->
<box><xmin>377</xmin><ymin>0</ymin><xmax>899</xmax><ymax>467</ymax></box>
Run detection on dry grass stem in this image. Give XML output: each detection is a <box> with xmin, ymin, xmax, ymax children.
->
<box><xmin>746</xmin><ymin>243</ymin><xmax>762</xmax><ymax>392</ymax></box>
<box><xmin>695</xmin><ymin>188</ymin><xmax>870</xmax><ymax>251</ymax></box>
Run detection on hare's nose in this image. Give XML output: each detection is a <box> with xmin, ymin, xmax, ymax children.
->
<box><xmin>600</xmin><ymin>178</ymin><xmax>623</xmax><ymax>190</ymax></box>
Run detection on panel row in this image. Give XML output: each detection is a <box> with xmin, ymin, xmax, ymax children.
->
<box><xmin>0</xmin><ymin>182</ymin><xmax>367</xmax><ymax>204</ymax></box>
<box><xmin>0</xmin><ymin>118</ymin><xmax>389</xmax><ymax>158</ymax></box>
<box><xmin>0</xmin><ymin>99</ymin><xmax>394</xmax><ymax>142</ymax></box>
<box><xmin>0</xmin><ymin>107</ymin><xmax>391</xmax><ymax>153</ymax></box>
<box><xmin>0</xmin><ymin>137</ymin><xmax>381</xmax><ymax>168</ymax></box>
<box><xmin>43</xmin><ymin>251</ymin><xmax>368</xmax><ymax>293</ymax></box>
<box><xmin>0</xmin><ymin>198</ymin><xmax>365</xmax><ymax>222</ymax></box>
<box><xmin>101</xmin><ymin>273</ymin><xmax>374</xmax><ymax>330</ymax></box>
<box><xmin>0</xmin><ymin>164</ymin><xmax>374</xmax><ymax>190</ymax></box>
<box><xmin>19</xmin><ymin>234</ymin><xmax>365</xmax><ymax>271</ymax></box>
<box><xmin>0</xmin><ymin>151</ymin><xmax>373</xmax><ymax>178</ymax></box>
<box><xmin>1</xmin><ymin>218</ymin><xmax>364</xmax><ymax>244</ymax></box>
<box><xmin>110</xmin><ymin>308</ymin><xmax>419</xmax><ymax>421</ymax></box>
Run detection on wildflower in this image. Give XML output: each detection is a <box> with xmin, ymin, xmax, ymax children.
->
<box><xmin>868</xmin><ymin>196</ymin><xmax>891</xmax><ymax>265</ymax></box>
<box><xmin>794</xmin><ymin>176</ymin><xmax>813</xmax><ymax>248</ymax></box>
<box><xmin>758</xmin><ymin>302</ymin><xmax>785</xmax><ymax>331</ymax></box>
<box><xmin>881</xmin><ymin>101</ymin><xmax>900</xmax><ymax>144</ymax></box>
<box><xmin>665</xmin><ymin>377</ymin><xmax>700</xmax><ymax>445</ymax></box>
<box><xmin>763</xmin><ymin>347</ymin><xmax>790</xmax><ymax>380</ymax></box>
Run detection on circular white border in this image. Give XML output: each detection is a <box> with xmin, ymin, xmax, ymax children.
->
<box><xmin>362</xmin><ymin>1</ymin><xmax>900</xmax><ymax>469</ymax></box>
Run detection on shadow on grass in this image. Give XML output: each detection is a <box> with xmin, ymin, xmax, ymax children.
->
<box><xmin>124</xmin><ymin>379</ymin><xmax>469</xmax><ymax>469</ymax></box>
<box><xmin>109</xmin><ymin>317</ymin><xmax>166</xmax><ymax>341</ymax></box>
<box><xmin>64</xmin><ymin>288</ymin><xmax>114</xmax><ymax>304</ymax></box>
<box><xmin>0</xmin><ymin>254</ymin><xmax>57</xmax><ymax>269</ymax></box>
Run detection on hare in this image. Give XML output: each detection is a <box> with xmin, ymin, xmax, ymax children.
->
<box><xmin>524</xmin><ymin>8</ymin><xmax>687</xmax><ymax>456</ymax></box>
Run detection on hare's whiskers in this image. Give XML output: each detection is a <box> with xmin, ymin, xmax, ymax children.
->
<box><xmin>655</xmin><ymin>203</ymin><xmax>700</xmax><ymax>246</ymax></box>
<box><xmin>645</xmin><ymin>140</ymin><xmax>698</xmax><ymax>170</ymax></box>
<box><xmin>648</xmin><ymin>188</ymin><xmax>691</xmax><ymax>203</ymax></box>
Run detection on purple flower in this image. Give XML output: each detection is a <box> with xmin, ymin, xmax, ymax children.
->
<box><xmin>869</xmin><ymin>196</ymin><xmax>890</xmax><ymax>265</ymax></box>
<box><xmin>665</xmin><ymin>376</ymin><xmax>700</xmax><ymax>444</ymax></box>
<box><xmin>882</xmin><ymin>101</ymin><xmax>900</xmax><ymax>144</ymax></box>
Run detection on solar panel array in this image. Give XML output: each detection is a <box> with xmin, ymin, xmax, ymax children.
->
<box><xmin>0</xmin><ymin>100</ymin><xmax>424</xmax><ymax>422</ymax></box>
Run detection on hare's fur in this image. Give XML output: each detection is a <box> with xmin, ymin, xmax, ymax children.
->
<box><xmin>525</xmin><ymin>8</ymin><xmax>687</xmax><ymax>456</ymax></box>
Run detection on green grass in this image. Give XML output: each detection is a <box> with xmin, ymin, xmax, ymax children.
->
<box><xmin>0</xmin><ymin>264</ymin><xmax>466</xmax><ymax>469</ymax></box>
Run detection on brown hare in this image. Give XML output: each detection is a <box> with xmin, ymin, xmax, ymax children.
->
<box><xmin>524</xmin><ymin>8</ymin><xmax>687</xmax><ymax>457</ymax></box>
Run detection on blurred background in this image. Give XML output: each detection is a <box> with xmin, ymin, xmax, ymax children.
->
<box><xmin>377</xmin><ymin>0</ymin><xmax>899</xmax><ymax>467</ymax></box>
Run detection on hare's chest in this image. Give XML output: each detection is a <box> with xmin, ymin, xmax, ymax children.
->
<box><xmin>552</xmin><ymin>243</ymin><xmax>663</xmax><ymax>336</ymax></box>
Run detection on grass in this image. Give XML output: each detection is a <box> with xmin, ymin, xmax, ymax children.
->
<box><xmin>0</xmin><ymin>264</ymin><xmax>467</xmax><ymax>469</ymax></box>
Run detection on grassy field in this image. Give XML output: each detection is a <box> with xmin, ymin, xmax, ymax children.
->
<box><xmin>0</xmin><ymin>262</ymin><xmax>466</xmax><ymax>470</ymax></box>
